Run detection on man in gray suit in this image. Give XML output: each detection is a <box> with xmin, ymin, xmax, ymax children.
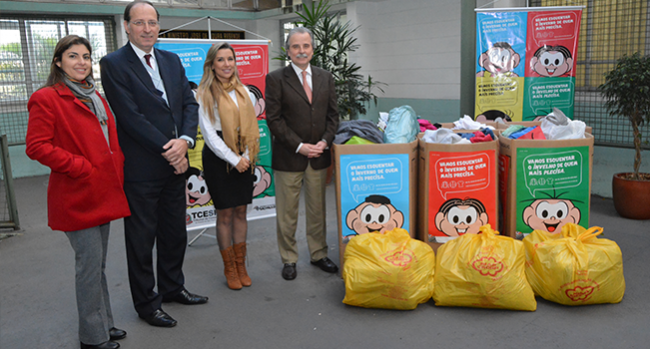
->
<box><xmin>265</xmin><ymin>27</ymin><xmax>340</xmax><ymax>280</ymax></box>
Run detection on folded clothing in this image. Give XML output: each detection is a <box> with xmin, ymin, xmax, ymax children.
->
<box><xmin>470</xmin><ymin>131</ymin><xmax>493</xmax><ymax>143</ymax></box>
<box><xmin>422</xmin><ymin>128</ymin><xmax>471</xmax><ymax>144</ymax></box>
<box><xmin>508</xmin><ymin>126</ymin><xmax>546</xmax><ymax>140</ymax></box>
<box><xmin>453</xmin><ymin>115</ymin><xmax>495</xmax><ymax>131</ymax></box>
<box><xmin>457</xmin><ymin>128</ymin><xmax>496</xmax><ymax>143</ymax></box>
<box><xmin>501</xmin><ymin>125</ymin><xmax>525</xmax><ymax>138</ymax></box>
<box><xmin>419</xmin><ymin>119</ymin><xmax>437</xmax><ymax>132</ymax></box>
<box><xmin>334</xmin><ymin>119</ymin><xmax>384</xmax><ymax>144</ymax></box>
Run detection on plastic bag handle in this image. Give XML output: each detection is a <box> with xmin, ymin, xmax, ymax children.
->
<box><xmin>478</xmin><ymin>224</ymin><xmax>500</xmax><ymax>238</ymax></box>
<box><xmin>577</xmin><ymin>226</ymin><xmax>603</xmax><ymax>242</ymax></box>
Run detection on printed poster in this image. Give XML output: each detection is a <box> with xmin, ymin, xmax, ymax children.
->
<box><xmin>155</xmin><ymin>39</ymin><xmax>273</xmax><ymax>231</ymax></box>
<box><xmin>157</xmin><ymin>40</ymin><xmax>268</xmax><ymax>119</ymax></box>
<box><xmin>515</xmin><ymin>146</ymin><xmax>590</xmax><ymax>235</ymax></box>
<box><xmin>339</xmin><ymin>154</ymin><xmax>410</xmax><ymax>242</ymax></box>
<box><xmin>475</xmin><ymin>7</ymin><xmax>582</xmax><ymax>122</ymax></box>
<box><xmin>427</xmin><ymin>150</ymin><xmax>497</xmax><ymax>243</ymax></box>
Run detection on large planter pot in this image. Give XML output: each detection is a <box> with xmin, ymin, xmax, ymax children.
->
<box><xmin>612</xmin><ymin>173</ymin><xmax>650</xmax><ymax>220</ymax></box>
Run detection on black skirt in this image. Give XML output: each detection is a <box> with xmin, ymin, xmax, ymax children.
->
<box><xmin>202</xmin><ymin>137</ymin><xmax>253</xmax><ymax>210</ymax></box>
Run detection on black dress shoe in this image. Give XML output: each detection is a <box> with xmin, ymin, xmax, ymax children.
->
<box><xmin>140</xmin><ymin>308</ymin><xmax>177</xmax><ymax>327</ymax></box>
<box><xmin>282</xmin><ymin>263</ymin><xmax>297</xmax><ymax>280</ymax></box>
<box><xmin>163</xmin><ymin>289</ymin><xmax>208</xmax><ymax>305</ymax></box>
<box><xmin>80</xmin><ymin>340</ymin><xmax>120</xmax><ymax>349</ymax></box>
<box><xmin>109</xmin><ymin>327</ymin><xmax>126</xmax><ymax>341</ymax></box>
<box><xmin>310</xmin><ymin>257</ymin><xmax>339</xmax><ymax>273</ymax></box>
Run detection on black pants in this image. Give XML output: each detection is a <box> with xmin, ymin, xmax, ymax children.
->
<box><xmin>123</xmin><ymin>175</ymin><xmax>187</xmax><ymax>317</ymax></box>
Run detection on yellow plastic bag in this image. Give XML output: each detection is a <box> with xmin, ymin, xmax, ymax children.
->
<box><xmin>524</xmin><ymin>223</ymin><xmax>625</xmax><ymax>305</ymax></box>
<box><xmin>342</xmin><ymin>228</ymin><xmax>435</xmax><ymax>310</ymax></box>
<box><xmin>433</xmin><ymin>224</ymin><xmax>536</xmax><ymax>311</ymax></box>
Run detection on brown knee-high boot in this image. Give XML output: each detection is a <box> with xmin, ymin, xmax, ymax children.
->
<box><xmin>233</xmin><ymin>242</ymin><xmax>252</xmax><ymax>287</ymax></box>
<box><xmin>220</xmin><ymin>246</ymin><xmax>242</xmax><ymax>290</ymax></box>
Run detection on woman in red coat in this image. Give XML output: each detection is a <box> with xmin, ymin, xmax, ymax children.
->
<box><xmin>25</xmin><ymin>35</ymin><xmax>131</xmax><ymax>349</ymax></box>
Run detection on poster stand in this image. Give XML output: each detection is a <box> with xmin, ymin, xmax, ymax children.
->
<box><xmin>154</xmin><ymin>18</ymin><xmax>274</xmax><ymax>246</ymax></box>
<box><xmin>160</xmin><ymin>16</ymin><xmax>272</xmax><ymax>42</ymax></box>
<box><xmin>188</xmin><ymin>228</ymin><xmax>215</xmax><ymax>246</ymax></box>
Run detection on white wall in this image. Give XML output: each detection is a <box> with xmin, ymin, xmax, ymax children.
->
<box><xmin>253</xmin><ymin>19</ymin><xmax>284</xmax><ymax>73</ymax></box>
<box><xmin>346</xmin><ymin>0</ymin><xmax>462</xmax><ymax>100</ymax></box>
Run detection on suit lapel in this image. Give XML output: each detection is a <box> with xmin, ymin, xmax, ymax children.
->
<box><xmin>125</xmin><ymin>44</ymin><xmax>168</xmax><ymax>108</ymax></box>
<box><xmin>125</xmin><ymin>44</ymin><xmax>155</xmax><ymax>90</ymax></box>
<box><xmin>284</xmin><ymin>65</ymin><xmax>311</xmax><ymax>104</ymax></box>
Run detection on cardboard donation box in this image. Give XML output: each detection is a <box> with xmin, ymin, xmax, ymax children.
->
<box><xmin>498</xmin><ymin>134</ymin><xmax>594</xmax><ymax>238</ymax></box>
<box><xmin>417</xmin><ymin>136</ymin><xmax>499</xmax><ymax>251</ymax></box>
<box><xmin>333</xmin><ymin>140</ymin><xmax>418</xmax><ymax>267</ymax></box>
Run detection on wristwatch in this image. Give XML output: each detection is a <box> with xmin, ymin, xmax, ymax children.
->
<box><xmin>185</xmin><ymin>139</ymin><xmax>194</xmax><ymax>150</ymax></box>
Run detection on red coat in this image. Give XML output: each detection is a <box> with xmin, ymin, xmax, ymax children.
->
<box><xmin>26</xmin><ymin>83</ymin><xmax>131</xmax><ymax>231</ymax></box>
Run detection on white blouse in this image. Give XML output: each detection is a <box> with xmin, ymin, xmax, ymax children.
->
<box><xmin>198</xmin><ymin>87</ymin><xmax>255</xmax><ymax>167</ymax></box>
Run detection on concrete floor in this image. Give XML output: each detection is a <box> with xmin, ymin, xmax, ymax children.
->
<box><xmin>1</xmin><ymin>175</ymin><xmax>649</xmax><ymax>349</ymax></box>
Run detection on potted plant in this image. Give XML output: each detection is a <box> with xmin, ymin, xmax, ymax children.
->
<box><xmin>599</xmin><ymin>52</ymin><xmax>650</xmax><ymax>219</ymax></box>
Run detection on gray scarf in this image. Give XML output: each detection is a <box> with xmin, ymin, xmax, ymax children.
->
<box><xmin>63</xmin><ymin>75</ymin><xmax>110</xmax><ymax>144</ymax></box>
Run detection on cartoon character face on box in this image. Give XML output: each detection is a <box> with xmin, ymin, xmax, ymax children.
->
<box><xmin>252</xmin><ymin>165</ymin><xmax>272</xmax><ymax>197</ymax></box>
<box><xmin>435</xmin><ymin>198</ymin><xmax>489</xmax><ymax>237</ymax></box>
<box><xmin>530</xmin><ymin>45</ymin><xmax>573</xmax><ymax>77</ymax></box>
<box><xmin>346</xmin><ymin>195</ymin><xmax>404</xmax><ymax>235</ymax></box>
<box><xmin>477</xmin><ymin>42</ymin><xmax>521</xmax><ymax>77</ymax></box>
<box><xmin>523</xmin><ymin>198</ymin><xmax>580</xmax><ymax>233</ymax></box>
<box><xmin>185</xmin><ymin>167</ymin><xmax>211</xmax><ymax>207</ymax></box>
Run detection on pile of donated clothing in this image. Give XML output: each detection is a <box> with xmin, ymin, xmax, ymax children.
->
<box><xmin>333</xmin><ymin>105</ymin><xmax>421</xmax><ymax>145</ymax></box>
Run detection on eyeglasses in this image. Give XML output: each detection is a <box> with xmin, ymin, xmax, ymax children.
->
<box><xmin>130</xmin><ymin>20</ymin><xmax>159</xmax><ymax>27</ymax></box>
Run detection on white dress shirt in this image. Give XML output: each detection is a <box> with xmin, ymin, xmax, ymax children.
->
<box><xmin>198</xmin><ymin>87</ymin><xmax>255</xmax><ymax>167</ymax></box>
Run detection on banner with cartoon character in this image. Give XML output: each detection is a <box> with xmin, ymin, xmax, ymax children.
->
<box><xmin>248</xmin><ymin>119</ymin><xmax>275</xmax><ymax>221</ymax></box>
<box><xmin>155</xmin><ymin>39</ymin><xmax>274</xmax><ymax>231</ymax></box>
<box><xmin>339</xmin><ymin>154</ymin><xmax>411</xmax><ymax>241</ymax></box>
<box><xmin>416</xmin><ymin>138</ymin><xmax>499</xmax><ymax>247</ymax></box>
<box><xmin>427</xmin><ymin>149</ymin><xmax>497</xmax><ymax>243</ymax></box>
<box><xmin>475</xmin><ymin>7</ymin><xmax>583</xmax><ymax>122</ymax></box>
<box><xmin>515</xmin><ymin>146</ymin><xmax>590</xmax><ymax>235</ymax></box>
<box><xmin>334</xmin><ymin>142</ymin><xmax>418</xmax><ymax>267</ymax></box>
<box><xmin>498</xmin><ymin>135</ymin><xmax>593</xmax><ymax>238</ymax></box>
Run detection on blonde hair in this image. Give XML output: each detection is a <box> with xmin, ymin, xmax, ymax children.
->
<box><xmin>197</xmin><ymin>42</ymin><xmax>243</xmax><ymax>124</ymax></box>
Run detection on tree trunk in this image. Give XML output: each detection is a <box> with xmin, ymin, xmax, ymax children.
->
<box><xmin>632</xmin><ymin>116</ymin><xmax>641</xmax><ymax>181</ymax></box>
